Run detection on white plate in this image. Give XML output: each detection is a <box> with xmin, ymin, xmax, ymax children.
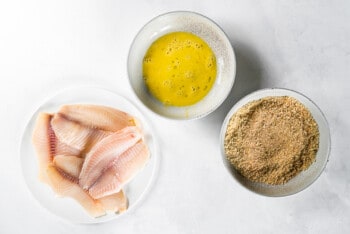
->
<box><xmin>220</xmin><ymin>88</ymin><xmax>331</xmax><ymax>197</ymax></box>
<box><xmin>20</xmin><ymin>86</ymin><xmax>159</xmax><ymax>223</ymax></box>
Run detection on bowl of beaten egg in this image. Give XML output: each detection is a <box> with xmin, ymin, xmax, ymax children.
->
<box><xmin>128</xmin><ymin>11</ymin><xmax>236</xmax><ymax>119</ymax></box>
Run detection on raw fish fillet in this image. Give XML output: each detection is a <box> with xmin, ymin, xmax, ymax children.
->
<box><xmin>58</xmin><ymin>104</ymin><xmax>137</xmax><ymax>132</ymax></box>
<box><xmin>32</xmin><ymin>105</ymin><xmax>143</xmax><ymax>217</ymax></box>
<box><xmin>98</xmin><ymin>191</ymin><xmax>128</xmax><ymax>213</ymax></box>
<box><xmin>53</xmin><ymin>155</ymin><xmax>84</xmax><ymax>178</ymax></box>
<box><xmin>89</xmin><ymin>141</ymin><xmax>149</xmax><ymax>199</ymax></box>
<box><xmin>51</xmin><ymin>113</ymin><xmax>111</xmax><ymax>153</ymax></box>
<box><xmin>53</xmin><ymin>155</ymin><xmax>128</xmax><ymax>213</ymax></box>
<box><xmin>32</xmin><ymin>113</ymin><xmax>55</xmax><ymax>182</ymax></box>
<box><xmin>79</xmin><ymin>126</ymin><xmax>142</xmax><ymax>190</ymax></box>
<box><xmin>46</xmin><ymin>165</ymin><xmax>105</xmax><ymax>218</ymax></box>
<box><xmin>55</xmin><ymin>139</ymin><xmax>81</xmax><ymax>157</ymax></box>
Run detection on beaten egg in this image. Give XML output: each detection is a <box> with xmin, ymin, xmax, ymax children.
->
<box><xmin>143</xmin><ymin>32</ymin><xmax>217</xmax><ymax>106</ymax></box>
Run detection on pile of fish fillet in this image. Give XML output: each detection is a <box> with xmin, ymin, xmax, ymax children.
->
<box><xmin>32</xmin><ymin>104</ymin><xmax>150</xmax><ymax>217</ymax></box>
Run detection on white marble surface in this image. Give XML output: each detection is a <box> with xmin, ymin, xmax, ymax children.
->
<box><xmin>0</xmin><ymin>0</ymin><xmax>349</xmax><ymax>233</ymax></box>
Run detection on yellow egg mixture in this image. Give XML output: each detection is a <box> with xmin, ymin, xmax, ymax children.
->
<box><xmin>143</xmin><ymin>32</ymin><xmax>217</xmax><ymax>106</ymax></box>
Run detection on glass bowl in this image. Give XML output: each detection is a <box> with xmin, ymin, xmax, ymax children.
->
<box><xmin>20</xmin><ymin>86</ymin><xmax>159</xmax><ymax>223</ymax></box>
<box><xmin>128</xmin><ymin>11</ymin><xmax>236</xmax><ymax>120</ymax></box>
<box><xmin>220</xmin><ymin>88</ymin><xmax>331</xmax><ymax>197</ymax></box>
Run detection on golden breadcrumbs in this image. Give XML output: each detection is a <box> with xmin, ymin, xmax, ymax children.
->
<box><xmin>224</xmin><ymin>96</ymin><xmax>319</xmax><ymax>185</ymax></box>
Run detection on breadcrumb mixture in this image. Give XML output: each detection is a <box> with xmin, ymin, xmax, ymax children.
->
<box><xmin>224</xmin><ymin>96</ymin><xmax>319</xmax><ymax>185</ymax></box>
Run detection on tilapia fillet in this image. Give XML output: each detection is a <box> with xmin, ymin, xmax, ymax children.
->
<box><xmin>31</xmin><ymin>104</ymin><xmax>149</xmax><ymax>217</ymax></box>
<box><xmin>79</xmin><ymin>126</ymin><xmax>143</xmax><ymax>190</ymax></box>
<box><xmin>55</xmin><ymin>140</ymin><xmax>81</xmax><ymax>157</ymax></box>
<box><xmin>52</xmin><ymin>155</ymin><xmax>128</xmax><ymax>214</ymax></box>
<box><xmin>89</xmin><ymin>141</ymin><xmax>150</xmax><ymax>199</ymax></box>
<box><xmin>51</xmin><ymin>113</ymin><xmax>111</xmax><ymax>153</ymax></box>
<box><xmin>46</xmin><ymin>165</ymin><xmax>106</xmax><ymax>218</ymax></box>
<box><xmin>99</xmin><ymin>190</ymin><xmax>128</xmax><ymax>213</ymax></box>
<box><xmin>53</xmin><ymin>155</ymin><xmax>84</xmax><ymax>179</ymax></box>
<box><xmin>32</xmin><ymin>113</ymin><xmax>55</xmax><ymax>182</ymax></box>
<box><xmin>58</xmin><ymin>104</ymin><xmax>137</xmax><ymax>132</ymax></box>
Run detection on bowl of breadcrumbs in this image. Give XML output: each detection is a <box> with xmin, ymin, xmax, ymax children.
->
<box><xmin>220</xmin><ymin>88</ymin><xmax>331</xmax><ymax>196</ymax></box>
